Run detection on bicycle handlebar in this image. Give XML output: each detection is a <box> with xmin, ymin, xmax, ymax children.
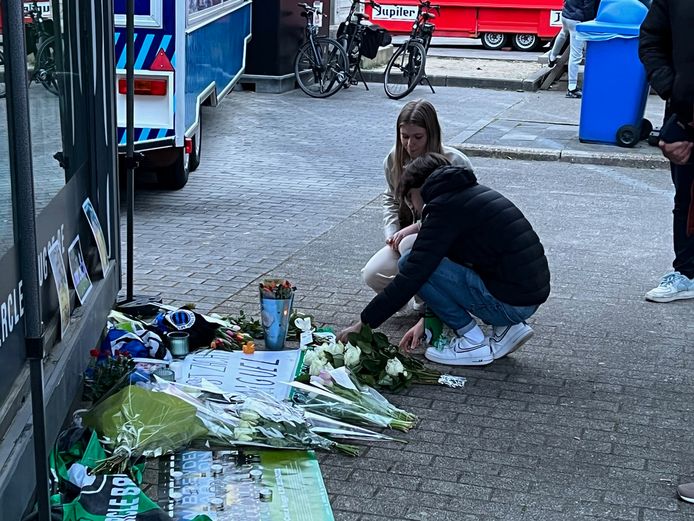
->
<box><xmin>297</xmin><ymin>2</ymin><xmax>319</xmax><ymax>12</ymax></box>
<box><xmin>419</xmin><ymin>0</ymin><xmax>441</xmax><ymax>13</ymax></box>
<box><xmin>350</xmin><ymin>0</ymin><xmax>383</xmax><ymax>13</ymax></box>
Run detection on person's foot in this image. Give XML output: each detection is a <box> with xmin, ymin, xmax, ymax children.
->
<box><xmin>566</xmin><ymin>88</ymin><xmax>582</xmax><ymax>98</ymax></box>
<box><xmin>424</xmin><ymin>336</ymin><xmax>493</xmax><ymax>366</ymax></box>
<box><xmin>677</xmin><ymin>482</ymin><xmax>694</xmax><ymax>503</ymax></box>
<box><xmin>490</xmin><ymin>323</ymin><xmax>533</xmax><ymax>359</ymax></box>
<box><xmin>548</xmin><ymin>56</ymin><xmax>557</xmax><ymax>68</ymax></box>
<box><xmin>645</xmin><ymin>272</ymin><xmax>694</xmax><ymax>302</ymax></box>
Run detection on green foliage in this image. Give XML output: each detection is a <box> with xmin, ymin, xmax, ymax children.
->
<box><xmin>82</xmin><ymin>353</ymin><xmax>136</xmax><ymax>404</ymax></box>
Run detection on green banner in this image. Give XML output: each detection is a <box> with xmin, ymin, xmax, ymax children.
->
<box><xmin>146</xmin><ymin>449</ymin><xmax>334</xmax><ymax>521</ymax></box>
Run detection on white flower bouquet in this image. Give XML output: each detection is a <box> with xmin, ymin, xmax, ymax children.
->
<box><xmin>290</xmin><ymin>366</ymin><xmax>418</xmax><ymax>432</ymax></box>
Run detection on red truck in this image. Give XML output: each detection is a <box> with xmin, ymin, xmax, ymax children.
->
<box><xmin>365</xmin><ymin>0</ymin><xmax>564</xmax><ymax>50</ymax></box>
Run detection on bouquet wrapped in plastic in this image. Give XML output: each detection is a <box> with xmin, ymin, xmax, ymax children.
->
<box><xmin>81</xmin><ymin>385</ymin><xmax>208</xmax><ymax>474</ymax></box>
<box><xmin>291</xmin><ymin>366</ymin><xmax>417</xmax><ymax>432</ymax></box>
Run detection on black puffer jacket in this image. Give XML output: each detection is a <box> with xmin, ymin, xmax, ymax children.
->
<box><xmin>639</xmin><ymin>0</ymin><xmax>694</xmax><ymax>114</ymax></box>
<box><xmin>361</xmin><ymin>166</ymin><xmax>551</xmax><ymax>329</ymax></box>
<box><xmin>562</xmin><ymin>0</ymin><xmax>599</xmax><ymax>22</ymax></box>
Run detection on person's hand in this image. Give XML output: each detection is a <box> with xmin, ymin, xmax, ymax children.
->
<box><xmin>386</xmin><ymin>223</ymin><xmax>420</xmax><ymax>252</ymax></box>
<box><xmin>337</xmin><ymin>320</ymin><xmax>363</xmax><ymax>343</ymax></box>
<box><xmin>399</xmin><ymin>318</ymin><xmax>425</xmax><ymax>353</ymax></box>
<box><xmin>660</xmin><ymin>140</ymin><xmax>693</xmax><ymax>165</ymax></box>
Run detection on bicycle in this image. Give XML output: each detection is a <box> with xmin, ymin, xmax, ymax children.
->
<box><xmin>293</xmin><ymin>2</ymin><xmax>349</xmax><ymax>98</ymax></box>
<box><xmin>25</xmin><ymin>1</ymin><xmax>59</xmax><ymax>96</ymax></box>
<box><xmin>383</xmin><ymin>0</ymin><xmax>439</xmax><ymax>100</ymax></box>
<box><xmin>335</xmin><ymin>0</ymin><xmax>389</xmax><ymax>91</ymax></box>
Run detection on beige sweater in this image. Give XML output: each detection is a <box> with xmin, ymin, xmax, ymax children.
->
<box><xmin>381</xmin><ymin>145</ymin><xmax>473</xmax><ymax>238</ymax></box>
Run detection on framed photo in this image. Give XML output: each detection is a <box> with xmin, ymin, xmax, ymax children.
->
<box><xmin>82</xmin><ymin>198</ymin><xmax>110</xmax><ymax>276</ymax></box>
<box><xmin>68</xmin><ymin>236</ymin><xmax>93</xmax><ymax>305</ymax></box>
<box><xmin>48</xmin><ymin>240</ymin><xmax>70</xmax><ymax>337</ymax></box>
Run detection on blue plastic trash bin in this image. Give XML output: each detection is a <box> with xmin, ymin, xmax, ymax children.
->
<box><xmin>576</xmin><ymin>0</ymin><xmax>650</xmax><ymax>147</ymax></box>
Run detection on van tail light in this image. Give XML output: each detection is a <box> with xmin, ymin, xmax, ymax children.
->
<box><xmin>118</xmin><ymin>78</ymin><xmax>168</xmax><ymax>96</ymax></box>
<box><xmin>184</xmin><ymin>137</ymin><xmax>193</xmax><ymax>154</ymax></box>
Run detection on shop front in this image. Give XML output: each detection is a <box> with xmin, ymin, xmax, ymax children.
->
<box><xmin>0</xmin><ymin>0</ymin><xmax>120</xmax><ymax>518</ymax></box>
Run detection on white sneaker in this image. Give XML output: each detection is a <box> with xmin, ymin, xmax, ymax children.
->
<box><xmin>424</xmin><ymin>336</ymin><xmax>493</xmax><ymax>366</ymax></box>
<box><xmin>490</xmin><ymin>323</ymin><xmax>533</xmax><ymax>359</ymax></box>
<box><xmin>645</xmin><ymin>272</ymin><xmax>694</xmax><ymax>303</ymax></box>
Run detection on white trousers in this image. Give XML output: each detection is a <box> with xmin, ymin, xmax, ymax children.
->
<box><xmin>362</xmin><ymin>234</ymin><xmax>417</xmax><ymax>293</ymax></box>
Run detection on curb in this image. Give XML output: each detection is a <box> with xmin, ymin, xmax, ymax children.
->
<box><xmin>361</xmin><ymin>66</ymin><xmax>551</xmax><ymax>92</ymax></box>
<box><xmin>454</xmin><ymin>143</ymin><xmax>669</xmax><ymax>169</ymax></box>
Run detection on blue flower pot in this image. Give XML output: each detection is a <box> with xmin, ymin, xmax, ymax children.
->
<box><xmin>260</xmin><ymin>295</ymin><xmax>293</xmax><ymax>350</ymax></box>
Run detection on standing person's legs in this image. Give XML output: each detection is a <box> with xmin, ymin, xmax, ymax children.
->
<box><xmin>565</xmin><ymin>17</ymin><xmax>583</xmax><ymax>93</ymax></box>
<box><xmin>672</xmin><ymin>163</ymin><xmax>694</xmax><ymax>277</ymax></box>
<box><xmin>412</xmin><ymin>257</ymin><xmax>539</xmax><ymax>365</ymax></box>
<box><xmin>645</xmin><ymin>163</ymin><xmax>694</xmax><ymax>302</ymax></box>
<box><xmin>548</xmin><ymin>21</ymin><xmax>569</xmax><ymax>63</ymax></box>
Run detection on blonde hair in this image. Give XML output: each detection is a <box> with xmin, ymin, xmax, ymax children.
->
<box><xmin>393</xmin><ymin>99</ymin><xmax>444</xmax><ymax>181</ymax></box>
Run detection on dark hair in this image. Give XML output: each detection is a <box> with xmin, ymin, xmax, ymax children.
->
<box><xmin>396</xmin><ymin>152</ymin><xmax>451</xmax><ymax>204</ymax></box>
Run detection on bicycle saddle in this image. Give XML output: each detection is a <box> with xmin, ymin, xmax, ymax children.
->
<box><xmin>422</xmin><ymin>12</ymin><xmax>436</xmax><ymax>20</ymax></box>
<box><xmin>354</xmin><ymin>12</ymin><xmax>370</xmax><ymax>21</ymax></box>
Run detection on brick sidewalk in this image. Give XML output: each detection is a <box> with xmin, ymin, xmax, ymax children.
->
<box><xmin>125</xmin><ymin>86</ymin><xmax>694</xmax><ymax>521</ymax></box>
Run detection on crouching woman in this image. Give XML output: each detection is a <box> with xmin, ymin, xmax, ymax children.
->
<box><xmin>338</xmin><ymin>153</ymin><xmax>551</xmax><ymax>366</ymax></box>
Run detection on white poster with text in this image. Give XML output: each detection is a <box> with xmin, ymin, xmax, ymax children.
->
<box><xmin>179</xmin><ymin>349</ymin><xmax>304</xmax><ymax>401</ymax></box>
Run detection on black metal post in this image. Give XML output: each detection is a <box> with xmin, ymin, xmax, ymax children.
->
<box><xmin>126</xmin><ymin>0</ymin><xmax>135</xmax><ymax>301</ymax></box>
<box><xmin>0</xmin><ymin>0</ymin><xmax>50</xmax><ymax>519</ymax></box>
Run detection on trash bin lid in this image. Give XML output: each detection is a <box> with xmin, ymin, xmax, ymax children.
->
<box><xmin>576</xmin><ymin>0</ymin><xmax>648</xmax><ymax>36</ymax></box>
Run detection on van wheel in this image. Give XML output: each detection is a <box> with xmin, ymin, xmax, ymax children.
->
<box><xmin>512</xmin><ymin>34</ymin><xmax>540</xmax><ymax>51</ymax></box>
<box><xmin>157</xmin><ymin>147</ymin><xmax>189</xmax><ymax>190</ymax></box>
<box><xmin>188</xmin><ymin>122</ymin><xmax>202</xmax><ymax>172</ymax></box>
<box><xmin>481</xmin><ymin>33</ymin><xmax>509</xmax><ymax>50</ymax></box>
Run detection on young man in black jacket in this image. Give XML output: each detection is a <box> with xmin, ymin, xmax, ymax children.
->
<box><xmin>639</xmin><ymin>0</ymin><xmax>694</xmax><ymax>304</ymax></box>
<box><xmin>338</xmin><ymin>154</ymin><xmax>551</xmax><ymax>366</ymax></box>
<box><xmin>639</xmin><ymin>0</ymin><xmax>694</xmax><ymax>504</ymax></box>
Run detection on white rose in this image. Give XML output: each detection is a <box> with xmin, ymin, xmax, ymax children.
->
<box><xmin>343</xmin><ymin>345</ymin><xmax>361</xmax><ymax>367</ymax></box>
<box><xmin>303</xmin><ymin>349</ymin><xmax>317</xmax><ymax>366</ymax></box>
<box><xmin>324</xmin><ymin>342</ymin><xmax>345</xmax><ymax>357</ymax></box>
<box><xmin>234</xmin><ymin>427</ymin><xmax>255</xmax><ymax>438</ymax></box>
<box><xmin>385</xmin><ymin>358</ymin><xmax>405</xmax><ymax>377</ymax></box>
<box><xmin>309</xmin><ymin>357</ymin><xmax>326</xmax><ymax>376</ymax></box>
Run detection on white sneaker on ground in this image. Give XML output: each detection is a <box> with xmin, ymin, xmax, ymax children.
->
<box><xmin>424</xmin><ymin>336</ymin><xmax>493</xmax><ymax>366</ymax></box>
<box><xmin>644</xmin><ymin>272</ymin><xmax>694</xmax><ymax>303</ymax></box>
<box><xmin>490</xmin><ymin>323</ymin><xmax>534</xmax><ymax>359</ymax></box>
<box><xmin>677</xmin><ymin>482</ymin><xmax>694</xmax><ymax>504</ymax></box>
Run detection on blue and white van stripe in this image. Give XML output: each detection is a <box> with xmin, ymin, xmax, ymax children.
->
<box><xmin>114</xmin><ymin>0</ymin><xmax>177</xmax><ymax>147</ymax></box>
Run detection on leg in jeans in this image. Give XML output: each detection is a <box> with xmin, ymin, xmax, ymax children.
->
<box><xmin>405</xmin><ymin>256</ymin><xmax>538</xmax><ymax>333</ymax></box>
<box><xmin>564</xmin><ymin>17</ymin><xmax>583</xmax><ymax>90</ymax></box>
<box><xmin>672</xmin><ymin>163</ymin><xmax>694</xmax><ymax>278</ymax></box>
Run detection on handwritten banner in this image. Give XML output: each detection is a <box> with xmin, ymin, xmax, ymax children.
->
<box><xmin>179</xmin><ymin>350</ymin><xmax>304</xmax><ymax>400</ymax></box>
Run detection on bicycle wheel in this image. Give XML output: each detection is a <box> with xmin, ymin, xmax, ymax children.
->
<box><xmin>33</xmin><ymin>36</ymin><xmax>59</xmax><ymax>96</ymax></box>
<box><xmin>0</xmin><ymin>51</ymin><xmax>6</xmax><ymax>99</ymax></box>
<box><xmin>383</xmin><ymin>40</ymin><xmax>426</xmax><ymax>100</ymax></box>
<box><xmin>294</xmin><ymin>37</ymin><xmax>348</xmax><ymax>98</ymax></box>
